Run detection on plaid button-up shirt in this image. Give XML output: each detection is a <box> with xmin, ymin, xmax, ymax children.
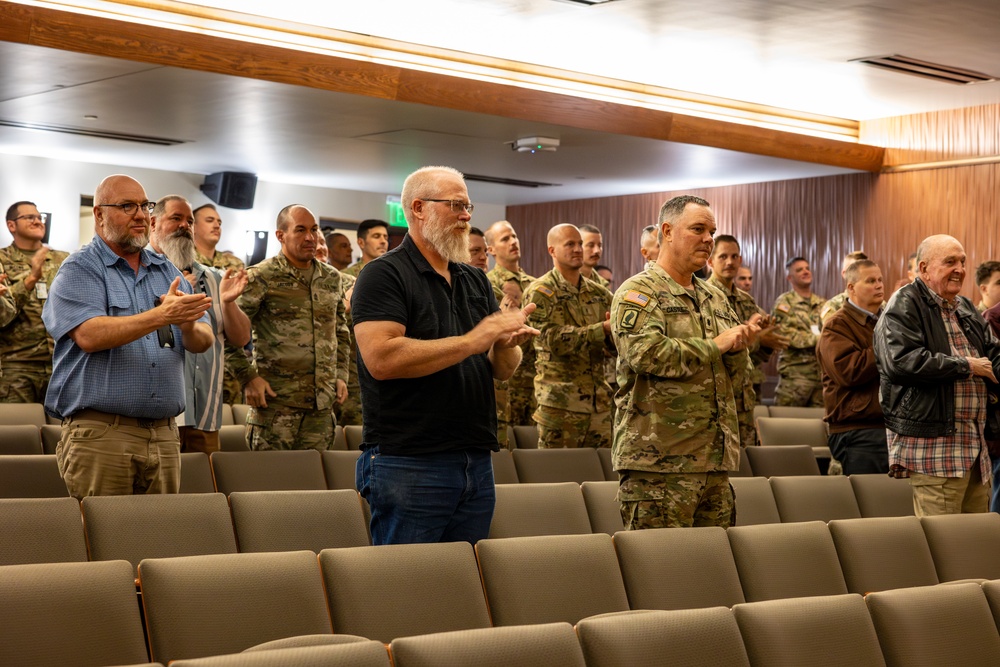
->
<box><xmin>888</xmin><ymin>291</ymin><xmax>991</xmax><ymax>482</ymax></box>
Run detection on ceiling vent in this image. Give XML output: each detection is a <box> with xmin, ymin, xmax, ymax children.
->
<box><xmin>464</xmin><ymin>173</ymin><xmax>561</xmax><ymax>188</ymax></box>
<box><xmin>0</xmin><ymin>119</ymin><xmax>186</xmax><ymax>145</ymax></box>
<box><xmin>554</xmin><ymin>0</ymin><xmax>619</xmax><ymax>5</ymax></box>
<box><xmin>852</xmin><ymin>54</ymin><xmax>996</xmax><ymax>85</ymax></box>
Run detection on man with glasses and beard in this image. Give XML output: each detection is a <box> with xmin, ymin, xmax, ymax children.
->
<box><xmin>352</xmin><ymin>166</ymin><xmax>538</xmax><ymax>545</ymax></box>
<box><xmin>42</xmin><ymin>175</ymin><xmax>214</xmax><ymax>498</ymax></box>
<box><xmin>149</xmin><ymin>196</ymin><xmax>251</xmax><ymax>454</ymax></box>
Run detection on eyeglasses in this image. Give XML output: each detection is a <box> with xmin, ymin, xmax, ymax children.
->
<box><xmin>98</xmin><ymin>201</ymin><xmax>156</xmax><ymax>216</ymax></box>
<box><xmin>14</xmin><ymin>214</ymin><xmax>43</xmax><ymax>223</ymax></box>
<box><xmin>420</xmin><ymin>199</ymin><xmax>474</xmax><ymax>214</ymax></box>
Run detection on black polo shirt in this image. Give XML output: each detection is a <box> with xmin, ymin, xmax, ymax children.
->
<box><xmin>351</xmin><ymin>234</ymin><xmax>500</xmax><ymax>455</ymax></box>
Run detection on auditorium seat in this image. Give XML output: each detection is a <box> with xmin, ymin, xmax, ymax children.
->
<box><xmin>613</xmin><ymin>526</ymin><xmax>745</xmax><ymax>610</ymax></box>
<box><xmin>596</xmin><ymin>447</ymin><xmax>615</xmax><ymax>481</ymax></box>
<box><xmin>179</xmin><ymin>452</ymin><xmax>217</xmax><ymax>493</ymax></box>
<box><xmin>39</xmin><ymin>423</ymin><xmax>61</xmax><ymax>455</ymax></box>
<box><xmin>0</xmin><ymin>424</ymin><xmax>43</xmax><ymax>454</ymax></box>
<box><xmin>343</xmin><ymin>425</ymin><xmax>363</xmax><ymax>450</ymax></box>
<box><xmin>576</xmin><ymin>607</ymin><xmax>750</xmax><ymax>667</ymax></box>
<box><xmin>230</xmin><ymin>403</ymin><xmax>251</xmax><ymax>426</ymax></box>
<box><xmin>171</xmin><ymin>642</ymin><xmax>392</xmax><ymax>667</ymax></box>
<box><xmin>210</xmin><ymin>450</ymin><xmax>327</xmax><ymax>494</ymax></box>
<box><xmin>732</xmin><ymin>447</ymin><xmax>754</xmax><ymax>477</ymax></box>
<box><xmin>580</xmin><ymin>480</ymin><xmax>624</xmax><ymax>535</ymax></box>
<box><xmin>0</xmin><ymin>497</ymin><xmax>87</xmax><ymax>565</ymax></box>
<box><xmin>728</xmin><ymin>521</ymin><xmax>848</xmax><ymax>602</ymax></box>
<box><xmin>390</xmin><ymin>623</ymin><xmax>586</xmax><ymax>667</ymax></box>
<box><xmin>849</xmin><ymin>473</ymin><xmax>914</xmax><ymax>517</ymax></box>
<box><xmin>319</xmin><ymin>541</ymin><xmax>491</xmax><ymax>643</ymax></box>
<box><xmin>220</xmin><ymin>403</ymin><xmax>234</xmax><ymax>426</ymax></box>
<box><xmin>476</xmin><ymin>533</ymin><xmax>630</xmax><ymax>626</ymax></box>
<box><xmin>322</xmin><ymin>450</ymin><xmax>362</xmax><ymax>490</ymax></box>
<box><xmin>491</xmin><ymin>449</ymin><xmax>519</xmax><ymax>484</ymax></box>
<box><xmin>979</xmin><ymin>579</ymin><xmax>1000</xmax><ymax>634</ymax></box>
<box><xmin>733</xmin><ymin>594</ymin><xmax>885</xmax><ymax>667</ymax></box>
<box><xmin>333</xmin><ymin>424</ymin><xmax>347</xmax><ymax>450</ymax></box>
<box><xmin>828</xmin><ymin>517</ymin><xmax>938</xmax><ymax>595</ymax></box>
<box><xmin>753</xmin><ymin>404</ymin><xmax>770</xmax><ymax>421</ymax></box>
<box><xmin>866</xmin><ymin>582</ymin><xmax>1000</xmax><ymax>667</ymax></box>
<box><xmin>766</xmin><ymin>406</ymin><xmax>825</xmax><ymax>419</ymax></box>
<box><xmin>512</xmin><ymin>425</ymin><xmax>539</xmax><ymax>449</ymax></box>
<box><xmin>512</xmin><ymin>448</ymin><xmax>605</xmax><ymax>483</ymax></box>
<box><xmin>0</xmin><ymin>402</ymin><xmax>46</xmax><ymax>427</ymax></box>
<box><xmin>82</xmin><ymin>492</ymin><xmax>238</xmax><ymax>572</ymax></box>
<box><xmin>744</xmin><ymin>445</ymin><xmax>821</xmax><ymax>477</ymax></box>
<box><xmin>489</xmin><ymin>482</ymin><xmax>592</xmax><ymax>538</ymax></box>
<box><xmin>139</xmin><ymin>550</ymin><xmax>333</xmax><ymax>664</ymax></box>
<box><xmin>729</xmin><ymin>476</ymin><xmax>781</xmax><ymax>525</ymax></box>
<box><xmin>0</xmin><ymin>560</ymin><xmax>149</xmax><ymax>667</ymax></box>
<box><xmin>218</xmin><ymin>425</ymin><xmax>249</xmax><ymax>451</ymax></box>
<box><xmin>229</xmin><ymin>489</ymin><xmax>370</xmax><ymax>552</ymax></box>
<box><xmin>0</xmin><ymin>454</ymin><xmax>68</xmax><ymax>498</ymax></box>
<box><xmin>755</xmin><ymin>416</ymin><xmax>831</xmax><ymax>460</ymax></box>
<box><xmin>920</xmin><ymin>513</ymin><xmax>1000</xmax><ymax>581</ymax></box>
<box><xmin>769</xmin><ymin>475</ymin><xmax>862</xmax><ymax>523</ymax></box>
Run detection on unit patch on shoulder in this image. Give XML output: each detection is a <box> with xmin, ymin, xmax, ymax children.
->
<box><xmin>623</xmin><ymin>290</ymin><xmax>651</xmax><ymax>308</ymax></box>
<box><xmin>619</xmin><ymin>308</ymin><xmax>641</xmax><ymax>330</ymax></box>
<box><xmin>775</xmin><ymin>303</ymin><xmax>790</xmax><ymax>313</ymax></box>
<box><xmin>534</xmin><ymin>285</ymin><xmax>554</xmax><ymax>298</ymax></box>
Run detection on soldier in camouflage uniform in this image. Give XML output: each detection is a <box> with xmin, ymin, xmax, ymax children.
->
<box><xmin>772</xmin><ymin>257</ymin><xmax>826</xmax><ymax>407</ymax></box>
<box><xmin>820</xmin><ymin>251</ymin><xmax>868</xmax><ymax>327</ymax></box>
<box><xmin>707</xmin><ymin>235</ymin><xmax>789</xmax><ymax>447</ymax></box>
<box><xmin>0</xmin><ymin>201</ymin><xmax>68</xmax><ymax>402</ymax></box>
<box><xmin>228</xmin><ymin>205</ymin><xmax>351</xmax><ymax>451</ymax></box>
<box><xmin>639</xmin><ymin>224</ymin><xmax>660</xmax><ymax>266</ymax></box>
<box><xmin>612</xmin><ymin>196</ymin><xmax>758</xmax><ymax>530</ymax></box>
<box><xmin>524</xmin><ymin>224</ymin><xmax>615</xmax><ymax>449</ymax></box>
<box><xmin>192</xmin><ymin>204</ymin><xmax>245</xmax><ymax>403</ymax></box>
<box><xmin>485</xmin><ymin>220</ymin><xmax>537</xmax><ymax>426</ymax></box>
<box><xmin>579</xmin><ymin>224</ymin><xmax>611</xmax><ymax>289</ymax></box>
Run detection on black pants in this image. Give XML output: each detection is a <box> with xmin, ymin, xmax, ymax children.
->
<box><xmin>828</xmin><ymin>428</ymin><xmax>889</xmax><ymax>475</ymax></box>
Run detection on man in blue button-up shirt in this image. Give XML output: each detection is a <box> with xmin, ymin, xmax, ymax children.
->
<box><xmin>43</xmin><ymin>174</ymin><xmax>213</xmax><ymax>499</ymax></box>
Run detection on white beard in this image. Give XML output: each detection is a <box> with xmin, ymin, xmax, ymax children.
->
<box><xmin>424</xmin><ymin>220</ymin><xmax>471</xmax><ymax>264</ymax></box>
<box><xmin>160</xmin><ymin>231</ymin><xmax>196</xmax><ymax>270</ymax></box>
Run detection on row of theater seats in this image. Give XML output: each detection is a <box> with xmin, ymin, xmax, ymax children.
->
<box><xmin>5</xmin><ymin>514</ymin><xmax>1000</xmax><ymax>666</ymax></box>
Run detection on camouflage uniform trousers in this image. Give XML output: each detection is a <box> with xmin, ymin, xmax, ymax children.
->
<box><xmin>246</xmin><ymin>404</ymin><xmax>336</xmax><ymax>451</ymax></box>
<box><xmin>333</xmin><ymin>382</ymin><xmax>362</xmax><ymax>427</ymax></box>
<box><xmin>773</xmin><ymin>376</ymin><xmax>823</xmax><ymax>407</ymax></box>
<box><xmin>534</xmin><ymin>404</ymin><xmax>611</xmax><ymax>448</ymax></box>
<box><xmin>618</xmin><ymin>470</ymin><xmax>735</xmax><ymax>529</ymax></box>
<box><xmin>508</xmin><ymin>381</ymin><xmax>536</xmax><ymax>426</ymax></box>
<box><xmin>0</xmin><ymin>360</ymin><xmax>51</xmax><ymax>403</ymax></box>
<box><xmin>222</xmin><ymin>365</ymin><xmax>243</xmax><ymax>405</ymax></box>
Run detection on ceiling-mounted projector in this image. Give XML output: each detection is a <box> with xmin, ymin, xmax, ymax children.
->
<box><xmin>513</xmin><ymin>136</ymin><xmax>560</xmax><ymax>153</ymax></box>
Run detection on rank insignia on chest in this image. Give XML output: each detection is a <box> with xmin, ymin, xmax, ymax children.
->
<box><xmin>622</xmin><ymin>290</ymin><xmax>651</xmax><ymax>307</ymax></box>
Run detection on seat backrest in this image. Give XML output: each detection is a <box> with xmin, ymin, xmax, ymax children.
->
<box><xmin>512</xmin><ymin>425</ymin><xmax>539</xmax><ymax>449</ymax></box>
<box><xmin>512</xmin><ymin>448</ymin><xmax>605</xmax><ymax>484</ymax></box>
<box><xmin>727</xmin><ymin>521</ymin><xmax>848</xmax><ymax>602</ymax></box>
<box><xmin>230</xmin><ymin>489</ymin><xmax>370</xmax><ymax>552</ymax></box>
<box><xmin>729</xmin><ymin>476</ymin><xmax>780</xmax><ymax>525</ymax></box>
<box><xmin>849</xmin><ymin>473</ymin><xmax>914</xmax><ymax>517</ymax></box>
<box><xmin>180</xmin><ymin>452</ymin><xmax>217</xmax><ymax>493</ymax></box>
<box><xmin>769</xmin><ymin>475</ymin><xmax>862</xmax><ymax>523</ymax></box>
<box><xmin>920</xmin><ymin>513</ymin><xmax>1000</xmax><ymax>581</ymax></box>
<box><xmin>489</xmin><ymin>482</ymin><xmax>592</xmax><ymax>538</ymax></box>
<box><xmin>210</xmin><ymin>450</ymin><xmax>327</xmax><ymax>494</ymax></box>
<box><xmin>170</xmin><ymin>642</ymin><xmax>392</xmax><ymax>667</ymax></box>
<box><xmin>220</xmin><ymin>403</ymin><xmax>234</xmax><ymax>426</ymax></box>
<box><xmin>732</xmin><ymin>447</ymin><xmax>754</xmax><ymax>477</ymax></box>
<box><xmin>321</xmin><ymin>449</ymin><xmax>362</xmax><ymax>490</ymax></box>
<box><xmin>756</xmin><ymin>417</ymin><xmax>827</xmax><ymax>446</ymax></box>
<box><xmin>40</xmin><ymin>424</ymin><xmax>61</xmax><ymax>455</ymax></box>
<box><xmin>753</xmin><ymin>404</ymin><xmax>770</xmax><ymax>421</ymax></box>
<box><xmin>139</xmin><ymin>550</ymin><xmax>333</xmax><ymax>664</ymax></box>
<box><xmin>231</xmin><ymin>403</ymin><xmax>251</xmax><ymax>426</ymax></box>
<box><xmin>332</xmin><ymin>425</ymin><xmax>347</xmax><ymax>450</ymax></box>
<box><xmin>613</xmin><ymin>526</ymin><xmax>745</xmax><ymax>610</ymax></box>
<box><xmin>979</xmin><ymin>580</ymin><xmax>1000</xmax><ymax>636</ymax></box>
<box><xmin>596</xmin><ymin>447</ymin><xmax>615</xmax><ymax>481</ymax></box>
<box><xmin>0</xmin><ymin>424</ymin><xmax>43</xmax><ymax>454</ymax></box>
<box><xmin>218</xmin><ymin>425</ymin><xmax>250</xmax><ymax>451</ymax></box>
<box><xmin>0</xmin><ymin>402</ymin><xmax>46</xmax><ymax>427</ymax></box>
<box><xmin>576</xmin><ymin>607</ymin><xmax>750</xmax><ymax>667</ymax></box>
<box><xmin>0</xmin><ymin>497</ymin><xmax>87</xmax><ymax>565</ymax></box>
<box><xmin>82</xmin><ymin>492</ymin><xmax>238</xmax><ymax>571</ymax></box>
<box><xmin>476</xmin><ymin>533</ymin><xmax>630</xmax><ymax>626</ymax></box>
<box><xmin>343</xmin><ymin>425</ymin><xmax>363</xmax><ymax>450</ymax></box>
<box><xmin>319</xmin><ymin>541</ymin><xmax>491</xmax><ymax>643</ymax></box>
<box><xmin>733</xmin><ymin>594</ymin><xmax>885</xmax><ymax>667</ymax></box>
<box><xmin>866</xmin><ymin>582</ymin><xmax>1000</xmax><ymax>667</ymax></box>
<box><xmin>390</xmin><ymin>623</ymin><xmax>586</xmax><ymax>667</ymax></box>
<box><xmin>744</xmin><ymin>445</ymin><xmax>820</xmax><ymax>477</ymax></box>
<box><xmin>0</xmin><ymin>454</ymin><xmax>69</xmax><ymax>498</ymax></box>
<box><xmin>766</xmin><ymin>406</ymin><xmax>826</xmax><ymax>420</ymax></box>
<box><xmin>580</xmin><ymin>480</ymin><xmax>624</xmax><ymax>535</ymax></box>
<box><xmin>0</xmin><ymin>559</ymin><xmax>148</xmax><ymax>667</ymax></box>
<box><xmin>491</xmin><ymin>449</ymin><xmax>519</xmax><ymax>484</ymax></box>
<box><xmin>829</xmin><ymin>516</ymin><xmax>938</xmax><ymax>594</ymax></box>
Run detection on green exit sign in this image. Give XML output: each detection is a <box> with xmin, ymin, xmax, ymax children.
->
<box><xmin>386</xmin><ymin>197</ymin><xmax>407</xmax><ymax>228</ymax></box>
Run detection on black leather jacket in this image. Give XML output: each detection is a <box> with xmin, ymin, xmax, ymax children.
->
<box><xmin>874</xmin><ymin>278</ymin><xmax>1000</xmax><ymax>438</ymax></box>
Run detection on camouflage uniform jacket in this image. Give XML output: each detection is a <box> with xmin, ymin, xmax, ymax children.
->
<box><xmin>195</xmin><ymin>249</ymin><xmax>245</xmax><ymax>273</ymax></box>
<box><xmin>524</xmin><ymin>268</ymin><xmax>615</xmax><ymax>415</ymax></box>
<box><xmin>820</xmin><ymin>291</ymin><xmax>848</xmax><ymax>327</ymax></box>
<box><xmin>487</xmin><ymin>264</ymin><xmax>537</xmax><ymax>392</ymax></box>
<box><xmin>228</xmin><ymin>253</ymin><xmax>350</xmax><ymax>411</ymax></box>
<box><xmin>0</xmin><ymin>245</ymin><xmax>68</xmax><ymax>362</ymax></box>
<box><xmin>772</xmin><ymin>291</ymin><xmax>826</xmax><ymax>380</ymax></box>
<box><xmin>588</xmin><ymin>271</ymin><xmax>611</xmax><ymax>289</ymax></box>
<box><xmin>611</xmin><ymin>263</ymin><xmax>752</xmax><ymax>474</ymax></box>
<box><xmin>341</xmin><ymin>261</ymin><xmax>366</xmax><ymax>278</ymax></box>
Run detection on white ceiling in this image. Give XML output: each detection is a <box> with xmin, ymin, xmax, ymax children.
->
<box><xmin>2</xmin><ymin>0</ymin><xmax>999</xmax><ymax>206</ymax></box>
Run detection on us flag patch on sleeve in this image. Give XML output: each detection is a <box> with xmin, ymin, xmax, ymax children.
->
<box><xmin>623</xmin><ymin>290</ymin><xmax>651</xmax><ymax>307</ymax></box>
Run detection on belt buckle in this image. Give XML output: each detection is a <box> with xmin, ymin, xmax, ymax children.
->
<box><xmin>138</xmin><ymin>419</ymin><xmax>155</xmax><ymax>429</ymax></box>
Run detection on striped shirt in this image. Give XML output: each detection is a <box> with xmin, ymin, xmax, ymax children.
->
<box><xmin>888</xmin><ymin>292</ymin><xmax>991</xmax><ymax>482</ymax></box>
<box><xmin>178</xmin><ymin>263</ymin><xmax>226</xmax><ymax>431</ymax></box>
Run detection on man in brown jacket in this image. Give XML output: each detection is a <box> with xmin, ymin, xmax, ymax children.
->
<box><xmin>817</xmin><ymin>259</ymin><xmax>889</xmax><ymax>474</ymax></box>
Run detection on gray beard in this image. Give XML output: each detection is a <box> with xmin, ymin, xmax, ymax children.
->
<box><xmin>160</xmin><ymin>232</ymin><xmax>196</xmax><ymax>270</ymax></box>
<box><xmin>425</xmin><ymin>224</ymin><xmax>471</xmax><ymax>264</ymax></box>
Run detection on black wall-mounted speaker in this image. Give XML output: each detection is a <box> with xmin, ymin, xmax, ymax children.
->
<box><xmin>200</xmin><ymin>172</ymin><xmax>257</xmax><ymax>210</ymax></box>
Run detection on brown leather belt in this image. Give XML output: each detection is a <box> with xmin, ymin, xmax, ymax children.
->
<box><xmin>68</xmin><ymin>409</ymin><xmax>173</xmax><ymax>429</ymax></box>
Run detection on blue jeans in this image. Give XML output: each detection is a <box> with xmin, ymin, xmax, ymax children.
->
<box><xmin>356</xmin><ymin>447</ymin><xmax>496</xmax><ymax>545</ymax></box>
<box><xmin>991</xmin><ymin>454</ymin><xmax>1000</xmax><ymax>514</ymax></box>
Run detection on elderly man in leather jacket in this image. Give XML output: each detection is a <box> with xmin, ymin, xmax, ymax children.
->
<box><xmin>874</xmin><ymin>234</ymin><xmax>1000</xmax><ymax>516</ymax></box>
